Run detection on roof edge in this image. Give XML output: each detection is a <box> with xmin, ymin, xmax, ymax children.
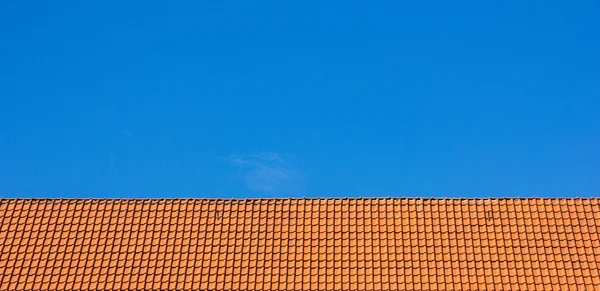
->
<box><xmin>0</xmin><ymin>197</ymin><xmax>597</xmax><ymax>201</ymax></box>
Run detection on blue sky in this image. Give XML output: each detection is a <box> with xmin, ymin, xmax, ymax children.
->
<box><xmin>1</xmin><ymin>1</ymin><xmax>599</xmax><ymax>198</ymax></box>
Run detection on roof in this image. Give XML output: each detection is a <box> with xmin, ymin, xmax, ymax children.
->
<box><xmin>1</xmin><ymin>198</ymin><xmax>599</xmax><ymax>291</ymax></box>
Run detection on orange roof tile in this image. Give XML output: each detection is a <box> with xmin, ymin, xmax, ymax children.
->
<box><xmin>1</xmin><ymin>198</ymin><xmax>599</xmax><ymax>290</ymax></box>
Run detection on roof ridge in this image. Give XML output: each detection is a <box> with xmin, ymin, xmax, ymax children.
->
<box><xmin>1</xmin><ymin>197</ymin><xmax>598</xmax><ymax>201</ymax></box>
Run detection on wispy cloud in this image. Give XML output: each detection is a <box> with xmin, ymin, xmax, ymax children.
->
<box><xmin>228</xmin><ymin>152</ymin><xmax>304</xmax><ymax>195</ymax></box>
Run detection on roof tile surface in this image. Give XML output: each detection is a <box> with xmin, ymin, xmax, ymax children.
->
<box><xmin>1</xmin><ymin>198</ymin><xmax>599</xmax><ymax>290</ymax></box>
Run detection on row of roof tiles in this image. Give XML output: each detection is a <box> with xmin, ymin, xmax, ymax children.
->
<box><xmin>1</xmin><ymin>198</ymin><xmax>599</xmax><ymax>290</ymax></box>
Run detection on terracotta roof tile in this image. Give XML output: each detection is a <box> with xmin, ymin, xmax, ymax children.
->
<box><xmin>1</xmin><ymin>198</ymin><xmax>599</xmax><ymax>290</ymax></box>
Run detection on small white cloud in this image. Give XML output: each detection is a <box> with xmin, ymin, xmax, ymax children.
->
<box><xmin>228</xmin><ymin>152</ymin><xmax>304</xmax><ymax>195</ymax></box>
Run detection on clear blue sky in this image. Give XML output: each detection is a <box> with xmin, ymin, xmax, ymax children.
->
<box><xmin>1</xmin><ymin>1</ymin><xmax>599</xmax><ymax>198</ymax></box>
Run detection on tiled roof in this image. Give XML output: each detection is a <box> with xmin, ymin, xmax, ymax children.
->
<box><xmin>1</xmin><ymin>198</ymin><xmax>599</xmax><ymax>290</ymax></box>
